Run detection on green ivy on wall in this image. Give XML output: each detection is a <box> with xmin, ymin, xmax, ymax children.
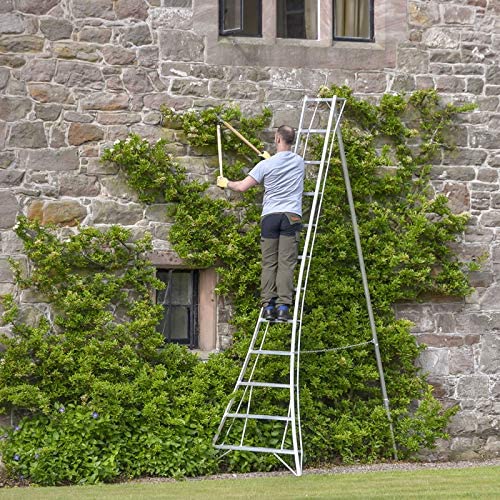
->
<box><xmin>0</xmin><ymin>88</ymin><xmax>476</xmax><ymax>484</ymax></box>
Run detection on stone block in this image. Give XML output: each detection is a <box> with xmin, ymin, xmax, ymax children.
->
<box><xmin>16</xmin><ymin>0</ymin><xmax>60</xmax><ymax>14</ymax></box>
<box><xmin>354</xmin><ymin>72</ymin><xmax>388</xmax><ymax>93</ymax></box>
<box><xmin>477</xmin><ymin>168</ymin><xmax>498</xmax><ymax>183</ymax></box>
<box><xmin>441</xmin><ymin>6</ymin><xmax>476</xmax><ymax>25</ymax></box>
<box><xmin>471</xmin><ymin>130</ymin><xmax>498</xmax><ymax>149</ymax></box>
<box><xmin>27</xmin><ymin>199</ymin><xmax>87</xmax><ymax>226</ymax></box>
<box><xmin>171</xmin><ymin>79</ymin><xmax>208</xmax><ymax>97</ymax></box>
<box><xmin>442</xmin><ymin>183</ymin><xmax>470</xmax><ymax>213</ymax></box>
<box><xmin>100</xmin><ymin>175</ymin><xmax>139</xmax><ymax>201</ymax></box>
<box><xmin>54</xmin><ymin>61</ymin><xmax>104</xmax><ymax>89</ymax></box>
<box><xmin>40</xmin><ymin>17</ymin><xmax>73</xmax><ymax>40</ymax></box>
<box><xmin>430</xmin><ymin>166</ymin><xmax>475</xmax><ymax>181</ymax></box>
<box><xmin>0</xmin><ymin>191</ymin><xmax>19</xmax><ymax>229</ymax></box>
<box><xmin>486</xmin><ymin>66</ymin><xmax>500</xmax><ymax>86</ymax></box>
<box><xmin>71</xmin><ymin>0</ymin><xmax>115</xmax><ymax>19</ymax></box>
<box><xmin>0</xmin><ymin>96</ymin><xmax>32</xmax><ymax>121</ymax></box>
<box><xmin>58</xmin><ymin>173</ymin><xmax>99</xmax><ymax>196</ymax></box>
<box><xmin>448</xmin><ymin>411</ymin><xmax>478</xmax><ymax>435</ymax></box>
<box><xmin>53</xmin><ymin>42</ymin><xmax>100</xmax><ymax>62</ymax></box>
<box><xmin>158</xmin><ymin>30</ymin><xmax>204</xmax><ymax>62</ymax></box>
<box><xmin>68</xmin><ymin>123</ymin><xmax>104</xmax><ymax>145</ymax></box>
<box><xmin>466</xmin><ymin>78</ymin><xmax>484</xmax><ymax>94</ymax></box>
<box><xmin>0</xmin><ymin>169</ymin><xmax>25</xmax><ymax>187</ymax></box>
<box><xmin>151</xmin><ymin>7</ymin><xmax>192</xmax><ymax>30</ymax></box>
<box><xmin>137</xmin><ymin>46</ymin><xmax>159</xmax><ymax>68</ymax></box>
<box><xmin>123</xmin><ymin>68</ymin><xmax>153</xmax><ymax>93</ymax></box>
<box><xmin>8</xmin><ymin>121</ymin><xmax>47</xmax><ymax>148</ymax></box>
<box><xmin>422</xmin><ymin>28</ymin><xmax>460</xmax><ymax>49</ymax></box>
<box><xmin>480</xmin><ymin>212</ymin><xmax>500</xmax><ymax>228</ymax></box>
<box><xmin>96</xmin><ymin>112</ymin><xmax>141</xmax><ymax>125</ymax></box>
<box><xmin>449</xmin><ymin>348</ymin><xmax>475</xmax><ymax>375</ymax></box>
<box><xmin>86</xmin><ymin>157</ymin><xmax>118</xmax><ymax>175</ymax></box>
<box><xmin>435</xmin><ymin>76</ymin><xmax>466</xmax><ymax>93</ymax></box>
<box><xmin>408</xmin><ymin>2</ymin><xmax>439</xmax><ymax>28</ymax></box>
<box><xmin>23</xmin><ymin>59</ymin><xmax>56</xmax><ymax>82</ymax></box>
<box><xmin>443</xmin><ymin>148</ymin><xmax>487</xmax><ymax>167</ymax></box>
<box><xmin>0</xmin><ymin>67</ymin><xmax>8</xmax><ymax>89</ymax></box>
<box><xmin>456</xmin><ymin>375</ymin><xmax>490</xmax><ymax>398</ymax></box>
<box><xmin>164</xmin><ymin>0</ymin><xmax>192</xmax><ymax>6</ymax></box>
<box><xmin>0</xmin><ymin>0</ymin><xmax>13</xmax><ymax>13</ymax></box>
<box><xmin>227</xmin><ymin>82</ymin><xmax>259</xmax><ymax>100</ymax></box>
<box><xmin>122</xmin><ymin>23</ymin><xmax>152</xmax><ymax>46</ymax></box>
<box><xmin>91</xmin><ymin>199</ymin><xmax>143</xmax><ymax>225</ymax></box>
<box><xmin>64</xmin><ymin>112</ymin><xmax>94</xmax><ymax>123</ymax></box>
<box><xmin>81</xmin><ymin>92</ymin><xmax>129</xmax><ymax>111</ymax></box>
<box><xmin>0</xmin><ymin>35</ymin><xmax>44</xmax><ymax>53</ymax></box>
<box><xmin>50</xmin><ymin>125</ymin><xmax>67</xmax><ymax>148</ymax></box>
<box><xmin>416</xmin><ymin>348</ymin><xmax>449</xmax><ymax>376</ymax></box>
<box><xmin>115</xmin><ymin>0</ymin><xmax>148</xmax><ymax>20</ymax></box>
<box><xmin>0</xmin><ymin>55</ymin><xmax>26</xmax><ymax>67</ymax></box>
<box><xmin>0</xmin><ymin>14</ymin><xmax>24</xmax><ymax>34</ymax></box>
<box><xmin>479</xmin><ymin>335</ymin><xmax>500</xmax><ymax>374</ymax></box>
<box><xmin>78</xmin><ymin>27</ymin><xmax>111</xmax><ymax>44</ymax></box>
<box><xmin>397</xmin><ymin>48</ymin><xmax>429</xmax><ymax>74</ymax></box>
<box><xmin>0</xmin><ymin>258</ymin><xmax>14</xmax><ymax>282</ymax></box>
<box><xmin>101</xmin><ymin>45</ymin><xmax>136</xmax><ymax>65</ymax></box>
<box><xmin>21</xmin><ymin>148</ymin><xmax>79</xmax><ymax>171</ymax></box>
<box><xmin>0</xmin><ymin>152</ymin><xmax>15</xmax><ymax>168</ymax></box>
<box><xmin>28</xmin><ymin>83</ymin><xmax>73</xmax><ymax>103</ymax></box>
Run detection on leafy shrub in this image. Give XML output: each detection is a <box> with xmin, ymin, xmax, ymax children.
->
<box><xmin>0</xmin><ymin>91</ymin><xmax>475</xmax><ymax>484</ymax></box>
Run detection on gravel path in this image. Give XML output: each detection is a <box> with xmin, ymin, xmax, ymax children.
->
<box><xmin>135</xmin><ymin>458</ymin><xmax>500</xmax><ymax>483</ymax></box>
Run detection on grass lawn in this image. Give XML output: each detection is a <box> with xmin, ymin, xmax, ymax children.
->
<box><xmin>0</xmin><ymin>465</ymin><xmax>498</xmax><ymax>499</ymax></box>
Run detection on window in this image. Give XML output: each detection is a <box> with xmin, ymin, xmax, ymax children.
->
<box><xmin>220</xmin><ymin>0</ymin><xmax>261</xmax><ymax>36</ymax></box>
<box><xmin>219</xmin><ymin>0</ymin><xmax>374</xmax><ymax>42</ymax></box>
<box><xmin>277</xmin><ymin>0</ymin><xmax>318</xmax><ymax>40</ymax></box>
<box><xmin>157</xmin><ymin>269</ymin><xmax>199</xmax><ymax>348</ymax></box>
<box><xmin>333</xmin><ymin>0</ymin><xmax>374</xmax><ymax>42</ymax></box>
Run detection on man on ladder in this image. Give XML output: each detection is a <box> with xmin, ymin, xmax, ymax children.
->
<box><xmin>217</xmin><ymin>125</ymin><xmax>305</xmax><ymax>322</ymax></box>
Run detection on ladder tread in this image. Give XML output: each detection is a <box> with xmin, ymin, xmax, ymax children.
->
<box><xmin>226</xmin><ymin>413</ymin><xmax>292</xmax><ymax>421</ymax></box>
<box><xmin>238</xmin><ymin>381</ymin><xmax>291</xmax><ymax>389</ymax></box>
<box><xmin>259</xmin><ymin>317</ymin><xmax>298</xmax><ymax>324</ymax></box>
<box><xmin>303</xmin><ymin>192</ymin><xmax>315</xmax><ymax>196</ymax></box>
<box><xmin>215</xmin><ymin>444</ymin><xmax>296</xmax><ymax>455</ymax></box>
<box><xmin>304</xmin><ymin>97</ymin><xmax>344</xmax><ymax>102</ymax></box>
<box><xmin>304</xmin><ymin>160</ymin><xmax>321</xmax><ymax>165</ymax></box>
<box><xmin>250</xmin><ymin>349</ymin><xmax>292</xmax><ymax>356</ymax></box>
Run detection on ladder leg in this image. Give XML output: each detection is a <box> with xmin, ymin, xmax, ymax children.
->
<box><xmin>336</xmin><ymin>126</ymin><xmax>399</xmax><ymax>461</ymax></box>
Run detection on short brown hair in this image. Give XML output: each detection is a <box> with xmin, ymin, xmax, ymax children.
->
<box><xmin>277</xmin><ymin>125</ymin><xmax>295</xmax><ymax>145</ymax></box>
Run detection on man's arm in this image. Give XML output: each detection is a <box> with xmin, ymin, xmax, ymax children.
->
<box><xmin>218</xmin><ymin>175</ymin><xmax>258</xmax><ymax>192</ymax></box>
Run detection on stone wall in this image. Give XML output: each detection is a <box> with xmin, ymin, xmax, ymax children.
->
<box><xmin>0</xmin><ymin>0</ymin><xmax>498</xmax><ymax>458</ymax></box>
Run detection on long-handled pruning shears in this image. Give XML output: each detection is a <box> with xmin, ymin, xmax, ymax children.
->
<box><xmin>218</xmin><ymin>118</ymin><xmax>271</xmax><ymax>160</ymax></box>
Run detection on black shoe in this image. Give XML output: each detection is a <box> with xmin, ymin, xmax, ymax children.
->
<box><xmin>276</xmin><ymin>305</ymin><xmax>289</xmax><ymax>322</ymax></box>
<box><xmin>263</xmin><ymin>305</ymin><xmax>277</xmax><ymax>321</ymax></box>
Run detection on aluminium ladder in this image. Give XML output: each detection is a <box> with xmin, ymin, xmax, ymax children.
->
<box><xmin>213</xmin><ymin>96</ymin><xmax>397</xmax><ymax>476</ymax></box>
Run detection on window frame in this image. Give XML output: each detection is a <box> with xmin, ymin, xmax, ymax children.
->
<box><xmin>157</xmin><ymin>269</ymin><xmax>199</xmax><ymax>349</ymax></box>
<box><xmin>332</xmin><ymin>0</ymin><xmax>375</xmax><ymax>43</ymax></box>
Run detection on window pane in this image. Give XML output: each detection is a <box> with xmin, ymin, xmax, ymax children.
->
<box><xmin>170</xmin><ymin>271</ymin><xmax>191</xmax><ymax>305</ymax></box>
<box><xmin>168</xmin><ymin>307</ymin><xmax>190</xmax><ymax>341</ymax></box>
<box><xmin>223</xmin><ymin>0</ymin><xmax>242</xmax><ymax>32</ymax></box>
<box><xmin>277</xmin><ymin>0</ymin><xmax>317</xmax><ymax>40</ymax></box>
<box><xmin>220</xmin><ymin>0</ymin><xmax>261</xmax><ymax>37</ymax></box>
<box><xmin>334</xmin><ymin>0</ymin><xmax>372</xmax><ymax>39</ymax></box>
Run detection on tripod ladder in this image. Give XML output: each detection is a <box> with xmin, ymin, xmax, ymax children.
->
<box><xmin>213</xmin><ymin>96</ymin><xmax>397</xmax><ymax>476</ymax></box>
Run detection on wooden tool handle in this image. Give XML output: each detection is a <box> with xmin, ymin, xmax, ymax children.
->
<box><xmin>216</xmin><ymin>124</ymin><xmax>223</xmax><ymax>177</ymax></box>
<box><xmin>220</xmin><ymin>119</ymin><xmax>263</xmax><ymax>156</ymax></box>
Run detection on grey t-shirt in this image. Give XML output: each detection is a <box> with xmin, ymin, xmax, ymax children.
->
<box><xmin>248</xmin><ymin>151</ymin><xmax>304</xmax><ymax>217</ymax></box>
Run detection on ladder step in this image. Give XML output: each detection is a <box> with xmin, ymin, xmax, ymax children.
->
<box><xmin>250</xmin><ymin>349</ymin><xmax>292</xmax><ymax>356</ymax></box>
<box><xmin>304</xmin><ymin>160</ymin><xmax>321</xmax><ymax>165</ymax></box>
<box><xmin>303</xmin><ymin>192</ymin><xmax>315</xmax><ymax>197</ymax></box>
<box><xmin>259</xmin><ymin>317</ymin><xmax>297</xmax><ymax>324</ymax></box>
<box><xmin>227</xmin><ymin>413</ymin><xmax>292</xmax><ymax>422</ymax></box>
<box><xmin>297</xmin><ymin>254</ymin><xmax>311</xmax><ymax>260</ymax></box>
<box><xmin>303</xmin><ymin>223</ymin><xmax>316</xmax><ymax>229</ymax></box>
<box><xmin>304</xmin><ymin>97</ymin><xmax>344</xmax><ymax>102</ymax></box>
<box><xmin>239</xmin><ymin>381</ymin><xmax>291</xmax><ymax>389</ymax></box>
<box><xmin>215</xmin><ymin>444</ymin><xmax>296</xmax><ymax>455</ymax></box>
<box><xmin>298</xmin><ymin>128</ymin><xmax>328</xmax><ymax>134</ymax></box>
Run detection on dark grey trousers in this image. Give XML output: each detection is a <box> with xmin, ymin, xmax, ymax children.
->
<box><xmin>260</xmin><ymin>212</ymin><xmax>301</xmax><ymax>307</ymax></box>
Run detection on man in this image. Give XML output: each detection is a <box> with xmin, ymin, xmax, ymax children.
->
<box><xmin>217</xmin><ymin>125</ymin><xmax>304</xmax><ymax>322</ymax></box>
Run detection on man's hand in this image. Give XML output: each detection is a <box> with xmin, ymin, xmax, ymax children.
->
<box><xmin>259</xmin><ymin>151</ymin><xmax>271</xmax><ymax>160</ymax></box>
<box><xmin>217</xmin><ymin>176</ymin><xmax>229</xmax><ymax>189</ymax></box>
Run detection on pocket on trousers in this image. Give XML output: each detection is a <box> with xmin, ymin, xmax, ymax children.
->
<box><xmin>285</xmin><ymin>212</ymin><xmax>302</xmax><ymax>226</ymax></box>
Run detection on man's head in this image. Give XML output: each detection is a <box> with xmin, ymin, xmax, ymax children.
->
<box><xmin>275</xmin><ymin>125</ymin><xmax>295</xmax><ymax>151</ymax></box>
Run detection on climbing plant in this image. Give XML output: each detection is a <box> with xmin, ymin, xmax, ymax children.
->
<box><xmin>0</xmin><ymin>89</ymin><xmax>476</xmax><ymax>484</ymax></box>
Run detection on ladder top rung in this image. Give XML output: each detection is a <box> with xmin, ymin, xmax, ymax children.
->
<box><xmin>304</xmin><ymin>97</ymin><xmax>345</xmax><ymax>102</ymax></box>
<box><xmin>250</xmin><ymin>349</ymin><xmax>292</xmax><ymax>356</ymax></box>
<box><xmin>239</xmin><ymin>381</ymin><xmax>291</xmax><ymax>389</ymax></box>
<box><xmin>215</xmin><ymin>444</ymin><xmax>296</xmax><ymax>455</ymax></box>
<box><xmin>226</xmin><ymin>413</ymin><xmax>292</xmax><ymax>422</ymax></box>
